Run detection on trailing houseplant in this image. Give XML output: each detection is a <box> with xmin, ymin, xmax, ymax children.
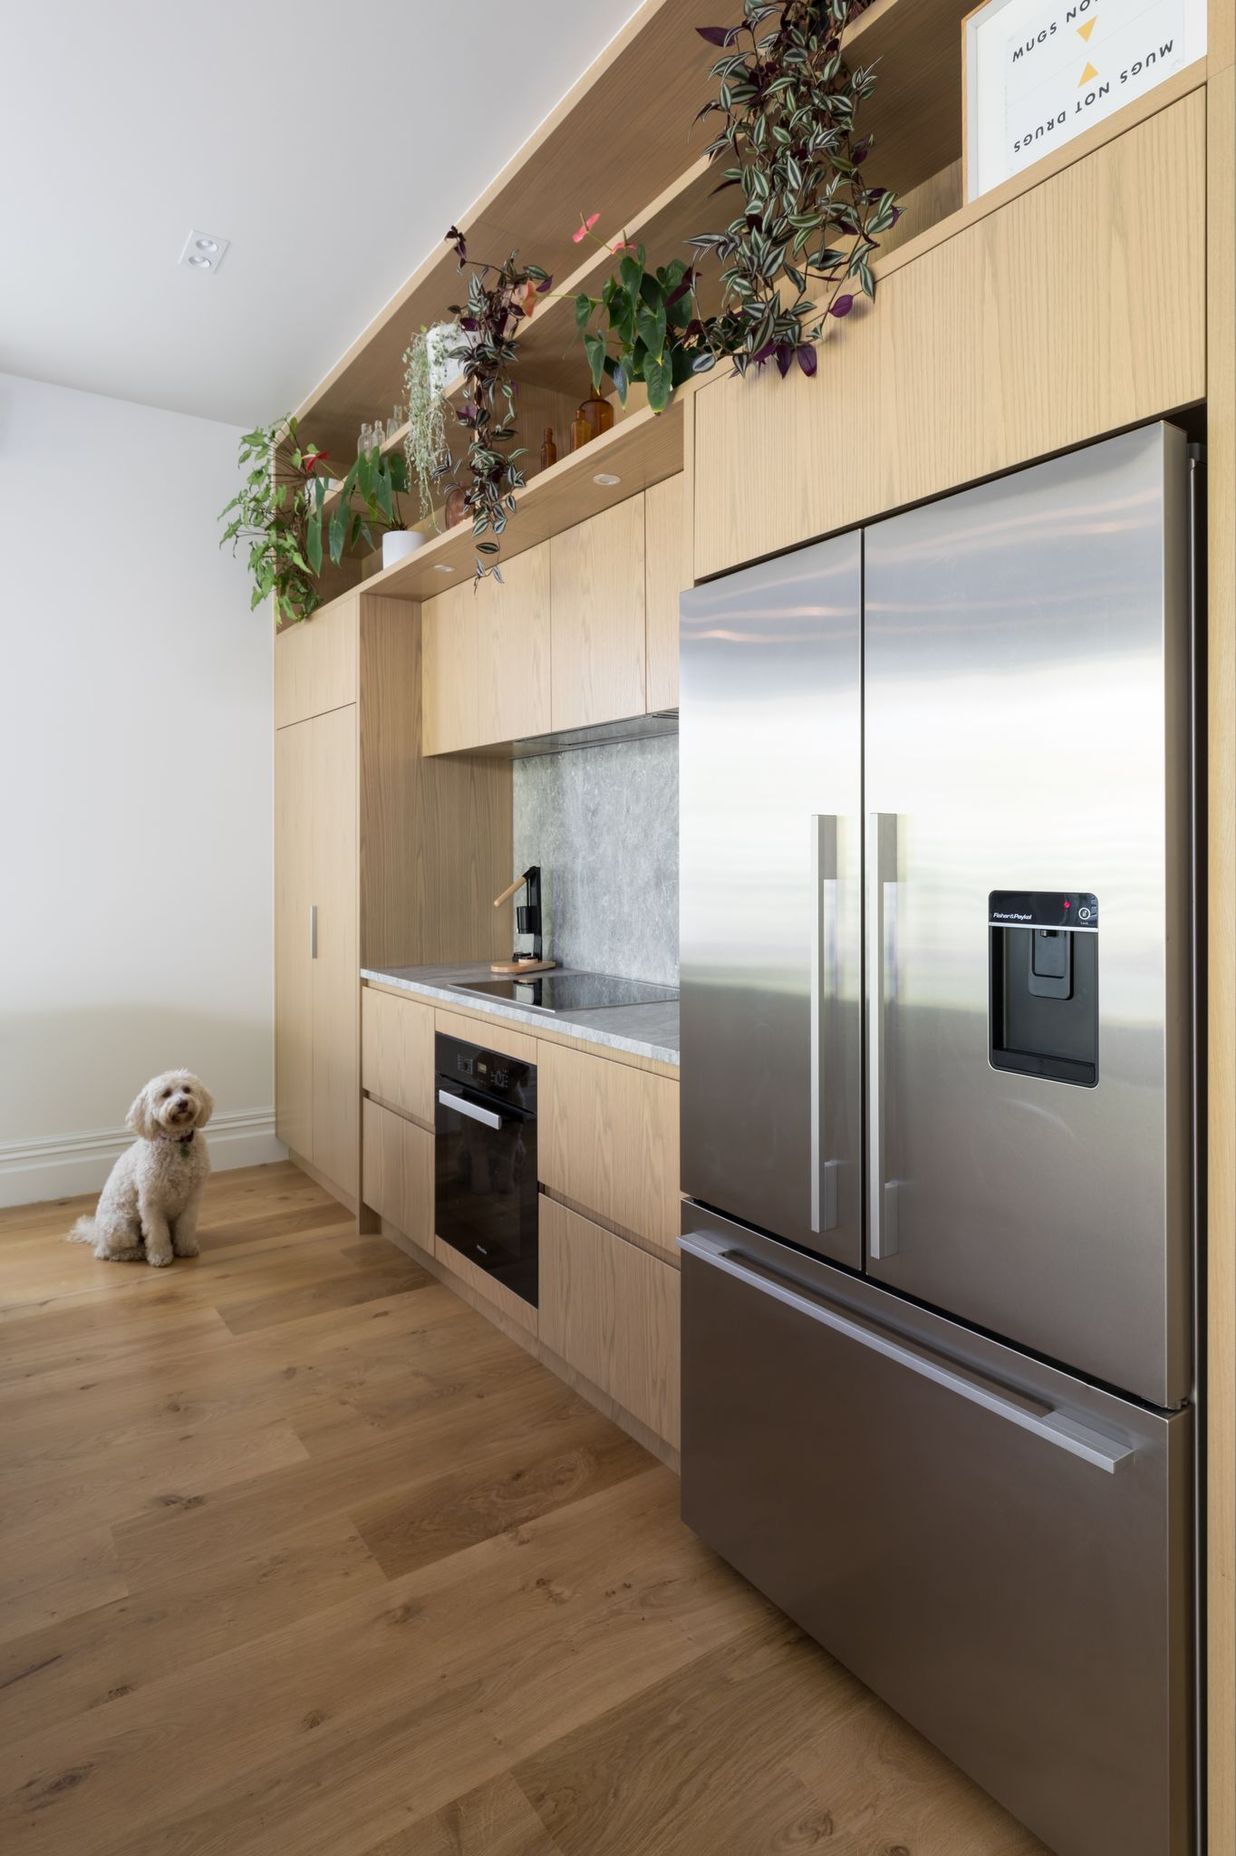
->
<box><xmin>401</xmin><ymin>327</ymin><xmax>450</xmax><ymax>525</ymax></box>
<box><xmin>441</xmin><ymin>225</ymin><xmax>552</xmax><ymax>580</ymax></box>
<box><xmin>689</xmin><ymin>0</ymin><xmax>898</xmax><ymax>378</ymax></box>
<box><xmin>220</xmin><ymin>418</ymin><xmax>409</xmax><ymax>624</ymax></box>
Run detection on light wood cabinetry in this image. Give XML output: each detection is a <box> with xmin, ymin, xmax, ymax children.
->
<box><xmin>422</xmin><ymin>543</ymin><xmax>552</xmax><ymax>755</ymax></box>
<box><xmin>644</xmin><ymin>473</ymin><xmax>686</xmax><ymax>712</ymax></box>
<box><xmin>693</xmin><ymin>94</ymin><xmax>1206</xmax><ymax>579</ymax></box>
<box><xmin>276</xmin><ymin>593</ymin><xmax>511</xmax><ymax>1213</ymax></box>
<box><xmin>274</xmin><ymin>592</ymin><xmax>358</xmax><ymax>727</ymax></box>
<box><xmin>361</xmin><ymin>1098</ymin><xmax>433</xmax><ymax>1253</ymax></box>
<box><xmin>539</xmin><ymin>1196</ymin><xmax>680</xmax><ymax>1449</ymax></box>
<box><xmin>361</xmin><ymin>986</ymin><xmax>435</xmax><ymax>1125</ymax></box>
<box><xmin>550</xmin><ymin>497</ymin><xmax>647</xmax><ymax>731</ymax></box>
<box><xmin>540</xmin><ymin>1040</ymin><xmax>680</xmax><ymax>1258</ymax></box>
<box><xmin>275</xmin><ymin>707</ymin><xmax>358</xmax><ymax>1200</ymax></box>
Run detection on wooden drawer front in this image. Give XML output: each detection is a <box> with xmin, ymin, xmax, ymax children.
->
<box><xmin>275</xmin><ymin>595</ymin><xmax>358</xmax><ymax>727</ymax></box>
<box><xmin>540</xmin><ymin>1042</ymin><xmax>679</xmax><ymax>1256</ymax></box>
<box><xmin>540</xmin><ymin>1197</ymin><xmax>680</xmax><ymax>1447</ymax></box>
<box><xmin>362</xmin><ymin>1099</ymin><xmax>433</xmax><ymax>1250</ymax></box>
<box><xmin>362</xmin><ymin>986</ymin><xmax>435</xmax><ymax>1125</ymax></box>
<box><xmin>644</xmin><ymin>473</ymin><xmax>686</xmax><ymax>713</ymax></box>
<box><xmin>550</xmin><ymin>497</ymin><xmax>646</xmax><ymax>731</ymax></box>
<box><xmin>693</xmin><ymin>94</ymin><xmax>1205</xmax><ymax>579</ymax></box>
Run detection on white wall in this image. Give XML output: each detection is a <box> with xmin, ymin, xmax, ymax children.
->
<box><xmin>0</xmin><ymin>372</ymin><xmax>282</xmax><ymax>1205</ymax></box>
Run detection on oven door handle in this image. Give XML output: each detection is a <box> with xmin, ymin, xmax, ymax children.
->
<box><xmin>437</xmin><ymin>1088</ymin><xmax>507</xmax><ymax>1131</ymax></box>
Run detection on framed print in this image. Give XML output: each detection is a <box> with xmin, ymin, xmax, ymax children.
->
<box><xmin>962</xmin><ymin>0</ymin><xmax>1207</xmax><ymax>201</ymax></box>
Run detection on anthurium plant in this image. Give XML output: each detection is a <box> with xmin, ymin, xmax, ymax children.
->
<box><xmin>689</xmin><ymin>0</ymin><xmax>898</xmax><ymax>378</ymax></box>
<box><xmin>574</xmin><ymin>238</ymin><xmax>703</xmax><ymax>414</ymax></box>
<box><xmin>326</xmin><ymin>445</ymin><xmax>409</xmax><ymax>564</ymax></box>
<box><xmin>441</xmin><ymin>226</ymin><xmax>552</xmax><ymax>580</ymax></box>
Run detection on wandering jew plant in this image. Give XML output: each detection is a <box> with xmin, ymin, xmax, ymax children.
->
<box><xmin>690</xmin><ymin>0</ymin><xmax>898</xmax><ymax>379</ymax></box>
<box><xmin>442</xmin><ymin>227</ymin><xmax>552</xmax><ymax>580</ymax></box>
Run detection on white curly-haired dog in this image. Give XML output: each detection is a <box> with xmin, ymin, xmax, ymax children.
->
<box><xmin>69</xmin><ymin>1070</ymin><xmax>214</xmax><ymax>1266</ymax></box>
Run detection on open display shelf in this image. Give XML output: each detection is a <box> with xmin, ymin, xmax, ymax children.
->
<box><xmin>347</xmin><ymin>397</ymin><xmax>684</xmax><ymax>604</ymax></box>
<box><xmin>296</xmin><ymin>0</ymin><xmax>975</xmax><ymax>464</ymax></box>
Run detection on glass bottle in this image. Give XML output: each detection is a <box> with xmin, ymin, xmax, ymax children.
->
<box><xmin>539</xmin><ymin>426</ymin><xmax>558</xmax><ymax>470</ymax></box>
<box><xmin>358</xmin><ymin>422</ymin><xmax>371</xmax><ymax>456</ymax></box>
<box><xmin>387</xmin><ymin>404</ymin><xmax>402</xmax><ymax>440</ymax></box>
<box><xmin>571</xmin><ymin>390</ymin><xmax>614</xmax><ymax>451</ymax></box>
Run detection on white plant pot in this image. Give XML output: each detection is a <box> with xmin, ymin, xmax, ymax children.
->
<box><xmin>382</xmin><ymin>529</ymin><xmax>427</xmax><ymax>569</ymax></box>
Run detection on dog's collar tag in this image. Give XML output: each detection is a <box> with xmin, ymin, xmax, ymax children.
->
<box><xmin>178</xmin><ymin>1131</ymin><xmax>195</xmax><ymax>1152</ymax></box>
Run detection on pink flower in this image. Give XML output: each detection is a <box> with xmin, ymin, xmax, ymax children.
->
<box><xmin>611</xmin><ymin>241</ymin><xmax>637</xmax><ymax>253</ymax></box>
<box><xmin>572</xmin><ymin>212</ymin><xmax>601</xmax><ymax>244</ymax></box>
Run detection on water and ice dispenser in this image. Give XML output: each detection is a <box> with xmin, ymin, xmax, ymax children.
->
<box><xmin>988</xmin><ymin>891</ymin><xmax>1099</xmax><ymax>1087</ymax></box>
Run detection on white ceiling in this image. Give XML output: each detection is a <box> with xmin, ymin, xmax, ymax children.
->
<box><xmin>0</xmin><ymin>1</ymin><xmax>637</xmax><ymax>426</ymax></box>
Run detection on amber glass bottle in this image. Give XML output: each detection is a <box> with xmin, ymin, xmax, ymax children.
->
<box><xmin>539</xmin><ymin>427</ymin><xmax>558</xmax><ymax>469</ymax></box>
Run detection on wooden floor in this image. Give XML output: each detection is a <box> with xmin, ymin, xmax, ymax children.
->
<box><xmin>0</xmin><ymin>1161</ymin><xmax>1048</xmax><ymax>1855</ymax></box>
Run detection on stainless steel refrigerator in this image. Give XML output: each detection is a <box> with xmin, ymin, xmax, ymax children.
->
<box><xmin>679</xmin><ymin>423</ymin><xmax>1197</xmax><ymax>1856</ymax></box>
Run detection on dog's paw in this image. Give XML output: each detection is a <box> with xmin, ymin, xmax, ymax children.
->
<box><xmin>146</xmin><ymin>1249</ymin><xmax>175</xmax><ymax>1268</ymax></box>
<box><xmin>173</xmin><ymin>1241</ymin><xmax>200</xmax><ymax>1258</ymax></box>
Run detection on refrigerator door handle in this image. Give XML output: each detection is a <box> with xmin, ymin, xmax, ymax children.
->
<box><xmin>680</xmin><ymin>1234</ymin><xmax>1135</xmax><ymax>1473</ymax></box>
<box><xmin>810</xmin><ymin>814</ymin><xmax>839</xmax><ymax>1233</ymax></box>
<box><xmin>866</xmin><ymin>812</ymin><xmax>899</xmax><ymax>1259</ymax></box>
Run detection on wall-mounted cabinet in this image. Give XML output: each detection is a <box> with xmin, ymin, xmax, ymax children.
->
<box><xmin>420</xmin><ymin>477</ymin><xmax>688</xmax><ymax>756</ymax></box>
<box><xmin>422</xmin><ymin>542</ymin><xmax>551</xmax><ymax>755</ymax></box>
<box><xmin>692</xmin><ymin>92</ymin><xmax>1205</xmax><ymax>580</ymax></box>
<box><xmin>549</xmin><ymin>496</ymin><xmax>647</xmax><ymax>732</ymax></box>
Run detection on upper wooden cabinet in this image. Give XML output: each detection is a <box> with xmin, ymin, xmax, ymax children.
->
<box><xmin>274</xmin><ymin>592</ymin><xmax>358</xmax><ymax>727</ymax></box>
<box><xmin>550</xmin><ymin>497</ymin><xmax>646</xmax><ymax>732</ymax></box>
<box><xmin>693</xmin><ymin>94</ymin><xmax>1206</xmax><ymax>580</ymax></box>
<box><xmin>644</xmin><ymin>473</ymin><xmax>686</xmax><ymax>712</ymax></box>
<box><xmin>422</xmin><ymin>542</ymin><xmax>551</xmax><ymax>754</ymax></box>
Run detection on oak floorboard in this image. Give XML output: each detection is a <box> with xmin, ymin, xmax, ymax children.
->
<box><xmin>0</xmin><ymin>1160</ymin><xmax>1049</xmax><ymax>1856</ymax></box>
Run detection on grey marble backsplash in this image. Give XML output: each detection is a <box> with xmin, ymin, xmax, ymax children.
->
<box><xmin>512</xmin><ymin>732</ymin><xmax>679</xmax><ymax>985</ymax></box>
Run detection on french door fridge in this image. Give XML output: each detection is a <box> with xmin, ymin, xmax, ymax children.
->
<box><xmin>679</xmin><ymin>423</ymin><xmax>1196</xmax><ymax>1856</ymax></box>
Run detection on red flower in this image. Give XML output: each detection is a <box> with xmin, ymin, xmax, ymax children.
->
<box><xmin>572</xmin><ymin>212</ymin><xmax>601</xmax><ymax>244</ymax></box>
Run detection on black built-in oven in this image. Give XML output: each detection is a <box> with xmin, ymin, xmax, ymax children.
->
<box><xmin>434</xmin><ymin>1031</ymin><xmax>538</xmax><ymax>1305</ymax></box>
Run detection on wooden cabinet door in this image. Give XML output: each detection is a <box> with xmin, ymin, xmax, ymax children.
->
<box><xmin>274</xmin><ymin>594</ymin><xmax>358</xmax><ymax>727</ymax></box>
<box><xmin>550</xmin><ymin>497</ymin><xmax>646</xmax><ymax>731</ymax></box>
<box><xmin>539</xmin><ymin>1042</ymin><xmax>679</xmax><ymax>1257</ymax></box>
<box><xmin>309</xmin><ymin>704</ymin><xmax>359</xmax><ymax>1198</ymax></box>
<box><xmin>362</xmin><ymin>1098</ymin><xmax>434</xmax><ymax>1251</ymax></box>
<box><xmin>540</xmin><ymin>1197</ymin><xmax>680</xmax><ymax>1447</ymax></box>
<box><xmin>421</xmin><ymin>580</ymin><xmax>478</xmax><ymax>755</ymax></box>
<box><xmin>275</xmin><ymin>719</ymin><xmax>314</xmax><ymax>1160</ymax></box>
<box><xmin>475</xmin><ymin>541</ymin><xmax>551</xmax><ymax>745</ymax></box>
<box><xmin>644</xmin><ymin>474</ymin><xmax>686</xmax><ymax>712</ymax></box>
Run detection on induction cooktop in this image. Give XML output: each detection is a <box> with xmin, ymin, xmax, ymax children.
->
<box><xmin>448</xmin><ymin>971</ymin><xmax>677</xmax><ymax>1015</ymax></box>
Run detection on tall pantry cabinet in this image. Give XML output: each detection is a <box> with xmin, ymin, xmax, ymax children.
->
<box><xmin>274</xmin><ymin>588</ymin><xmax>511</xmax><ymax>1211</ymax></box>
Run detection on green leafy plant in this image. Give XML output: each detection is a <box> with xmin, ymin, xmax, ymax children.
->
<box><xmin>325</xmin><ymin>445</ymin><xmax>410</xmax><ymax>563</ymax></box>
<box><xmin>442</xmin><ymin>226</ymin><xmax>552</xmax><ymax>581</ymax></box>
<box><xmin>402</xmin><ymin>327</ymin><xmax>450</xmax><ymax>523</ymax></box>
<box><xmin>220</xmin><ymin>418</ymin><xmax>409</xmax><ymax>626</ymax></box>
<box><xmin>219</xmin><ymin>417</ymin><xmax>331</xmax><ymax>626</ymax></box>
<box><xmin>574</xmin><ymin>241</ymin><xmax>703</xmax><ymax>414</ymax></box>
<box><xmin>689</xmin><ymin>0</ymin><xmax>898</xmax><ymax>378</ymax></box>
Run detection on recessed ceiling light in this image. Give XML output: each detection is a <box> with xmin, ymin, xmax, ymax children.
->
<box><xmin>432</xmin><ymin>563</ymin><xmax>455</xmax><ymax>574</ymax></box>
<box><xmin>593</xmin><ymin>472</ymin><xmax>621</xmax><ymax>486</ymax></box>
<box><xmin>179</xmin><ymin>228</ymin><xmax>230</xmax><ymax>272</ymax></box>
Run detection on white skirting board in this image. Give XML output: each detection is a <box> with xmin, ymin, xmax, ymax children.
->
<box><xmin>0</xmin><ymin>1108</ymin><xmax>286</xmax><ymax>1210</ymax></box>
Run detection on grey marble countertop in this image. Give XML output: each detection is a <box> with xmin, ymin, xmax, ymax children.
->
<box><xmin>361</xmin><ymin>963</ymin><xmax>680</xmax><ymax>1066</ymax></box>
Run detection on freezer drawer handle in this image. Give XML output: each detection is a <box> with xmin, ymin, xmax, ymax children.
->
<box><xmin>810</xmin><ymin>813</ymin><xmax>840</xmax><ymax>1233</ymax></box>
<box><xmin>866</xmin><ymin>812</ymin><xmax>899</xmax><ymax>1259</ymax></box>
<box><xmin>437</xmin><ymin>1089</ymin><xmax>505</xmax><ymax>1131</ymax></box>
<box><xmin>680</xmin><ymin>1235</ymin><xmax>1135</xmax><ymax>1474</ymax></box>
